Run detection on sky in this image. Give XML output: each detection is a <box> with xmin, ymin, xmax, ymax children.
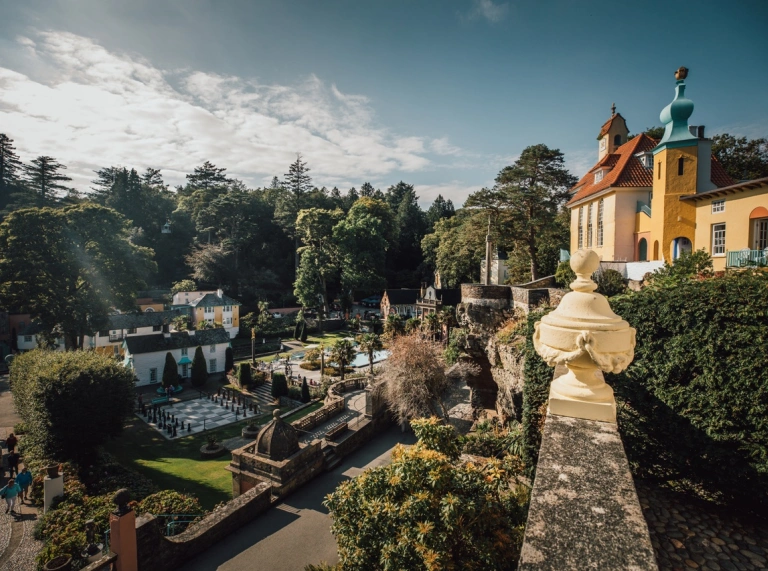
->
<box><xmin>1</xmin><ymin>0</ymin><xmax>766</xmax><ymax>207</ymax></box>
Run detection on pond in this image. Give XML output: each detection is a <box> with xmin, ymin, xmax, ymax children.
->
<box><xmin>350</xmin><ymin>350</ymin><xmax>390</xmax><ymax>368</ymax></box>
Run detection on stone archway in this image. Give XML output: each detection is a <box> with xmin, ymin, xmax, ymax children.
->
<box><xmin>671</xmin><ymin>237</ymin><xmax>692</xmax><ymax>260</ymax></box>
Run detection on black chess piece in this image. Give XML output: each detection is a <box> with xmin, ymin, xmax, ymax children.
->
<box><xmin>217</xmin><ymin>388</ymin><xmax>221</xmax><ymax>396</ymax></box>
<box><xmin>173</xmin><ymin>425</ymin><xmax>177</xmax><ymax>437</ymax></box>
<box><xmin>175</xmin><ymin>418</ymin><xmax>179</xmax><ymax>427</ymax></box>
<box><xmin>188</xmin><ymin>424</ymin><xmax>192</xmax><ymax>433</ymax></box>
<box><xmin>221</xmin><ymin>399</ymin><xmax>224</xmax><ymax>407</ymax></box>
<box><xmin>236</xmin><ymin>409</ymin><xmax>240</xmax><ymax>418</ymax></box>
<box><xmin>181</xmin><ymin>421</ymin><xmax>185</xmax><ymax>429</ymax></box>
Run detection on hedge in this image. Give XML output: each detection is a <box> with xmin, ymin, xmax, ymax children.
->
<box><xmin>609</xmin><ymin>269</ymin><xmax>768</xmax><ymax>510</ymax></box>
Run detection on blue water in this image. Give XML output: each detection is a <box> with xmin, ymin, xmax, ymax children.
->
<box><xmin>350</xmin><ymin>350</ymin><xmax>390</xmax><ymax>368</ymax></box>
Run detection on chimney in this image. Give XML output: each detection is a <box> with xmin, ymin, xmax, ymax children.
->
<box><xmin>216</xmin><ymin>288</ymin><xmax>223</xmax><ymax>298</ymax></box>
<box><xmin>697</xmin><ymin>125</ymin><xmax>705</xmax><ymax>139</ymax></box>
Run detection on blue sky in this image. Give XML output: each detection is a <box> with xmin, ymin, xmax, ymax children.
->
<box><xmin>1</xmin><ymin>0</ymin><xmax>766</xmax><ymax>206</ymax></box>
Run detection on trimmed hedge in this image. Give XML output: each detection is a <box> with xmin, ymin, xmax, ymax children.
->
<box><xmin>609</xmin><ymin>270</ymin><xmax>768</xmax><ymax>510</ymax></box>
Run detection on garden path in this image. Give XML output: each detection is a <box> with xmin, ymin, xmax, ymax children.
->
<box><xmin>637</xmin><ymin>480</ymin><xmax>768</xmax><ymax>570</ymax></box>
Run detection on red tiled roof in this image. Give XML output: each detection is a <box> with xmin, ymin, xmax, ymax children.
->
<box><xmin>598</xmin><ymin>113</ymin><xmax>626</xmax><ymax>138</ymax></box>
<box><xmin>709</xmin><ymin>156</ymin><xmax>735</xmax><ymax>188</ymax></box>
<box><xmin>567</xmin><ymin>134</ymin><xmax>657</xmax><ymax>206</ymax></box>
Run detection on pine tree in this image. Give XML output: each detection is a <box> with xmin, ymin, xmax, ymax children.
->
<box><xmin>237</xmin><ymin>362</ymin><xmax>252</xmax><ymax>388</ymax></box>
<box><xmin>186</xmin><ymin>161</ymin><xmax>228</xmax><ymax>190</ymax></box>
<box><xmin>0</xmin><ymin>134</ymin><xmax>23</xmax><ymax>211</ymax></box>
<box><xmin>162</xmin><ymin>352</ymin><xmax>178</xmax><ymax>388</ymax></box>
<box><xmin>23</xmin><ymin>155</ymin><xmax>72</xmax><ymax>207</ymax></box>
<box><xmin>301</xmin><ymin>377</ymin><xmax>311</xmax><ymax>403</ymax></box>
<box><xmin>191</xmin><ymin>345</ymin><xmax>207</xmax><ymax>387</ymax></box>
<box><xmin>271</xmin><ymin>372</ymin><xmax>288</xmax><ymax>400</ymax></box>
<box><xmin>225</xmin><ymin>347</ymin><xmax>234</xmax><ymax>373</ymax></box>
<box><xmin>277</xmin><ymin>153</ymin><xmax>313</xmax><ymax>274</ymax></box>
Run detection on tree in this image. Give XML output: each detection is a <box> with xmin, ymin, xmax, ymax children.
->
<box><xmin>357</xmin><ymin>332</ymin><xmax>383</xmax><ymax>375</ymax></box>
<box><xmin>294</xmin><ymin>208</ymin><xmax>343</xmax><ymax>316</ymax></box>
<box><xmin>329</xmin><ymin>339</ymin><xmax>356</xmax><ymax>381</ymax></box>
<box><xmin>10</xmin><ymin>349</ymin><xmax>135</xmax><ymax>465</ymax></box>
<box><xmin>141</xmin><ymin>167</ymin><xmax>165</xmax><ymax>187</ymax></box>
<box><xmin>465</xmin><ymin>144</ymin><xmax>576</xmax><ymax>280</ymax></box>
<box><xmin>0</xmin><ymin>134</ymin><xmax>23</xmax><ymax>212</ymax></box>
<box><xmin>628</xmin><ymin>126</ymin><xmax>665</xmax><ymax>141</ymax></box>
<box><xmin>422</xmin><ymin>312</ymin><xmax>439</xmax><ymax>341</ymax></box>
<box><xmin>271</xmin><ymin>372</ymin><xmax>288</xmax><ymax>400</ymax></box>
<box><xmin>711</xmin><ymin>134</ymin><xmax>768</xmax><ymax>181</ymax></box>
<box><xmin>23</xmin><ymin>156</ymin><xmax>72</xmax><ymax>207</ymax></box>
<box><xmin>382</xmin><ymin>332</ymin><xmax>447</xmax><ymax>425</ymax></box>
<box><xmin>300</xmin><ymin>377</ymin><xmax>311</xmax><ymax>403</ymax></box>
<box><xmin>426</xmin><ymin>194</ymin><xmax>455</xmax><ymax>230</ymax></box>
<box><xmin>162</xmin><ymin>352</ymin><xmax>178</xmax><ymax>388</ymax></box>
<box><xmin>276</xmin><ymin>154</ymin><xmax>314</xmax><ymax>274</ymax></box>
<box><xmin>191</xmin><ymin>345</ymin><xmax>207</xmax><ymax>387</ymax></box>
<box><xmin>185</xmin><ymin>161</ymin><xmax>229</xmax><ymax>190</ymax></box>
<box><xmin>171</xmin><ymin>279</ymin><xmax>197</xmax><ymax>295</ymax></box>
<box><xmin>324</xmin><ymin>417</ymin><xmax>528</xmax><ymax>571</ymax></box>
<box><xmin>384</xmin><ymin>182</ymin><xmax>428</xmax><ymax>287</ymax></box>
<box><xmin>225</xmin><ymin>347</ymin><xmax>234</xmax><ymax>373</ymax></box>
<box><xmin>383</xmin><ymin>314</ymin><xmax>404</xmax><ymax>338</ymax></box>
<box><xmin>237</xmin><ymin>362</ymin><xmax>252</xmax><ymax>388</ymax></box>
<box><xmin>0</xmin><ymin>204</ymin><xmax>155</xmax><ymax>348</ymax></box>
<box><xmin>421</xmin><ymin>211</ymin><xmax>487</xmax><ymax>287</ymax></box>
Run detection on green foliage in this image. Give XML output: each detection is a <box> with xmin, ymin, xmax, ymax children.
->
<box><xmin>443</xmin><ymin>327</ymin><xmax>468</xmax><ymax>365</ymax></box>
<box><xmin>162</xmin><ymin>352</ymin><xmax>177</xmax><ymax>388</ymax></box>
<box><xmin>137</xmin><ymin>489</ymin><xmax>204</xmax><ymax>518</ymax></box>
<box><xmin>271</xmin><ymin>372</ymin><xmax>288</xmax><ymax>399</ymax></box>
<box><xmin>554</xmin><ymin>260</ymin><xmax>575</xmax><ymax>288</ymax></box>
<box><xmin>461</xmin><ymin>421</ymin><xmax>524</xmax><ymax>459</ymax></box>
<box><xmin>329</xmin><ymin>339</ymin><xmax>356</xmax><ymax>381</ymax></box>
<box><xmin>237</xmin><ymin>363</ymin><xmax>252</xmax><ymax>388</ymax></box>
<box><xmin>595</xmin><ymin>268</ymin><xmax>627</xmax><ymax>297</ymax></box>
<box><xmin>609</xmin><ymin>270</ymin><xmax>768</xmax><ymax>510</ymax></box>
<box><xmin>324</xmin><ymin>417</ymin><xmax>529</xmax><ymax>570</ymax></box>
<box><xmin>711</xmin><ymin>133</ymin><xmax>768</xmax><ymax>181</ymax></box>
<box><xmin>288</xmin><ymin>386</ymin><xmax>303</xmax><ymax>401</ymax></box>
<box><xmin>410</xmin><ymin>417</ymin><xmax>460</xmax><ymax>460</ymax></box>
<box><xmin>299</xmin><ymin>321</ymin><xmax>308</xmax><ymax>342</ymax></box>
<box><xmin>10</xmin><ymin>350</ymin><xmax>135</xmax><ymax>466</ymax></box>
<box><xmin>191</xmin><ymin>345</ymin><xmax>207</xmax><ymax>387</ymax></box>
<box><xmin>225</xmin><ymin>347</ymin><xmax>234</xmax><ymax>373</ymax></box>
<box><xmin>301</xmin><ymin>377</ymin><xmax>311</xmax><ymax>403</ymax></box>
<box><xmin>357</xmin><ymin>332</ymin><xmax>383</xmax><ymax>374</ymax></box>
<box><xmin>171</xmin><ymin>279</ymin><xmax>196</xmax><ymax>295</ymax></box>
<box><xmin>521</xmin><ymin>309</ymin><xmax>554</xmax><ymax>478</ymax></box>
<box><xmin>646</xmin><ymin>249</ymin><xmax>713</xmax><ymax>288</ymax></box>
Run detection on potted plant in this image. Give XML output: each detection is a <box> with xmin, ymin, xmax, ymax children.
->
<box><xmin>43</xmin><ymin>555</ymin><xmax>72</xmax><ymax>571</ymax></box>
<box><xmin>44</xmin><ymin>464</ymin><xmax>60</xmax><ymax>479</ymax></box>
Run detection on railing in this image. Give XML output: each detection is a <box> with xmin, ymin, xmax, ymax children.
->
<box><xmin>636</xmin><ymin>201</ymin><xmax>652</xmax><ymax>217</ymax></box>
<box><xmin>109</xmin><ymin>334</ymin><xmax>125</xmax><ymax>342</ymax></box>
<box><xmin>152</xmin><ymin>513</ymin><xmax>206</xmax><ymax>536</ymax></box>
<box><xmin>726</xmin><ymin>249</ymin><xmax>768</xmax><ymax>268</ymax></box>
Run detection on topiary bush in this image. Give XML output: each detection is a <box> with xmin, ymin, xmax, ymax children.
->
<box><xmin>609</xmin><ymin>270</ymin><xmax>768</xmax><ymax>511</ymax></box>
<box><xmin>136</xmin><ymin>490</ymin><xmax>204</xmax><ymax>517</ymax></box>
<box><xmin>554</xmin><ymin>260</ymin><xmax>575</xmax><ymax>288</ymax></box>
<box><xmin>190</xmin><ymin>345</ymin><xmax>207</xmax><ymax>387</ymax></box>
<box><xmin>225</xmin><ymin>347</ymin><xmax>234</xmax><ymax>373</ymax></box>
<box><xmin>271</xmin><ymin>372</ymin><xmax>288</xmax><ymax>399</ymax></box>
<box><xmin>595</xmin><ymin>268</ymin><xmax>627</xmax><ymax>297</ymax></box>
<box><xmin>301</xmin><ymin>377</ymin><xmax>311</xmax><ymax>403</ymax></box>
<box><xmin>237</xmin><ymin>362</ymin><xmax>252</xmax><ymax>388</ymax></box>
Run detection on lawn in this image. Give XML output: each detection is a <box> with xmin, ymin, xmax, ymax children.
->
<box><xmin>305</xmin><ymin>330</ymin><xmax>353</xmax><ymax>345</ymax></box>
<box><xmin>282</xmin><ymin>401</ymin><xmax>324</xmax><ymax>423</ymax></box>
<box><xmin>104</xmin><ymin>411</ymin><xmax>276</xmax><ymax>510</ymax></box>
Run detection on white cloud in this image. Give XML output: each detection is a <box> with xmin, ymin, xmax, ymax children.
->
<box><xmin>415</xmin><ymin>181</ymin><xmax>487</xmax><ymax>209</ymax></box>
<box><xmin>468</xmin><ymin>0</ymin><xmax>510</xmax><ymax>23</ymax></box>
<box><xmin>0</xmin><ymin>31</ymin><xmax>469</xmax><ymax>191</ymax></box>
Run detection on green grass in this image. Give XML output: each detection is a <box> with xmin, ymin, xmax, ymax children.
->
<box><xmin>305</xmin><ymin>330</ymin><xmax>353</xmax><ymax>345</ymax></box>
<box><xmin>104</xmin><ymin>410</ymin><xmax>279</xmax><ymax>510</ymax></box>
<box><xmin>282</xmin><ymin>401</ymin><xmax>324</xmax><ymax>423</ymax></box>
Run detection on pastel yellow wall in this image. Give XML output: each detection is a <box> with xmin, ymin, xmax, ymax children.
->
<box><xmin>651</xmin><ymin>146</ymin><xmax>699</xmax><ymax>261</ymax></box>
<box><xmin>138</xmin><ymin>303</ymin><xmax>164</xmax><ymax>312</ymax></box>
<box><xmin>193</xmin><ymin>306</ymin><xmax>239</xmax><ymax>327</ymax></box>
<box><xmin>692</xmin><ymin>184</ymin><xmax>768</xmax><ymax>271</ymax></box>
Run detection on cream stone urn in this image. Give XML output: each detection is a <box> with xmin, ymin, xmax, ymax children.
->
<box><xmin>532</xmin><ymin>250</ymin><xmax>636</xmax><ymax>423</ymax></box>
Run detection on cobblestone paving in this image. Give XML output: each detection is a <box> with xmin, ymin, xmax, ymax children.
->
<box><xmin>636</xmin><ymin>481</ymin><xmax>768</xmax><ymax>570</ymax></box>
<box><xmin>0</xmin><ymin>507</ymin><xmax>42</xmax><ymax>571</ymax></box>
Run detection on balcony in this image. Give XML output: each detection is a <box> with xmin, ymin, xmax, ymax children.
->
<box><xmin>636</xmin><ymin>201</ymin><xmax>651</xmax><ymax>217</ymax></box>
<box><xmin>109</xmin><ymin>334</ymin><xmax>125</xmax><ymax>342</ymax></box>
<box><xmin>726</xmin><ymin>249</ymin><xmax>768</xmax><ymax>268</ymax></box>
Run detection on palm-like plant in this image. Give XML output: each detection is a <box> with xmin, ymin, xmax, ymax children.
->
<box><xmin>404</xmin><ymin>317</ymin><xmax>421</xmax><ymax>334</ymax></box>
<box><xmin>329</xmin><ymin>339</ymin><xmax>356</xmax><ymax>381</ymax></box>
<box><xmin>422</xmin><ymin>312</ymin><xmax>439</xmax><ymax>341</ymax></box>
<box><xmin>384</xmin><ymin>314</ymin><xmax>403</xmax><ymax>338</ymax></box>
<box><xmin>357</xmin><ymin>332</ymin><xmax>383</xmax><ymax>375</ymax></box>
<box><xmin>438</xmin><ymin>307</ymin><xmax>456</xmax><ymax>344</ymax></box>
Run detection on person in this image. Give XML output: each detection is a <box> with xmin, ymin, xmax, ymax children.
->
<box><xmin>0</xmin><ymin>478</ymin><xmax>21</xmax><ymax>515</ymax></box>
<box><xmin>6</xmin><ymin>451</ymin><xmax>19</xmax><ymax>477</ymax></box>
<box><xmin>15</xmin><ymin>467</ymin><xmax>32</xmax><ymax>504</ymax></box>
<box><xmin>5</xmin><ymin>433</ymin><xmax>17</xmax><ymax>454</ymax></box>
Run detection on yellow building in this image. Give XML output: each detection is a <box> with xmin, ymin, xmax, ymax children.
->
<box><xmin>567</xmin><ymin>68</ymin><xmax>736</xmax><ymax>264</ymax></box>
<box><xmin>681</xmin><ymin>177</ymin><xmax>768</xmax><ymax>271</ymax></box>
<box><xmin>187</xmin><ymin>289</ymin><xmax>241</xmax><ymax>338</ymax></box>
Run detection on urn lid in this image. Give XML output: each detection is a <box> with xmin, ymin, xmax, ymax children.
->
<box><xmin>254</xmin><ymin>409</ymin><xmax>299</xmax><ymax>461</ymax></box>
<box><xmin>541</xmin><ymin>250</ymin><xmax>629</xmax><ymax>332</ymax></box>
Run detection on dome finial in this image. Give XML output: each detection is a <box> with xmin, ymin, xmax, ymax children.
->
<box><xmin>675</xmin><ymin>66</ymin><xmax>689</xmax><ymax>81</ymax></box>
<box><xmin>611</xmin><ymin>102</ymin><xmax>616</xmax><ymax>116</ymax></box>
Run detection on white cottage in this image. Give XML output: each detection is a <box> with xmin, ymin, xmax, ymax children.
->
<box><xmin>17</xmin><ymin>322</ymin><xmax>65</xmax><ymax>352</ymax></box>
<box><xmin>123</xmin><ymin>328</ymin><xmax>230</xmax><ymax>387</ymax></box>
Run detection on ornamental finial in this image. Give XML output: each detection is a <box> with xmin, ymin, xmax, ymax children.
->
<box><xmin>675</xmin><ymin>66</ymin><xmax>689</xmax><ymax>81</ymax></box>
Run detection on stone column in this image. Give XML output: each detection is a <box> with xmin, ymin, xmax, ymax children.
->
<box><xmin>43</xmin><ymin>471</ymin><xmax>64</xmax><ymax>513</ymax></box>
<box><xmin>109</xmin><ymin>490</ymin><xmax>138</xmax><ymax>571</ymax></box>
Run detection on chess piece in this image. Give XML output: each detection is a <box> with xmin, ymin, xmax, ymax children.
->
<box><xmin>175</xmin><ymin>418</ymin><xmax>179</xmax><ymax>427</ymax></box>
<box><xmin>236</xmin><ymin>409</ymin><xmax>240</xmax><ymax>418</ymax></box>
<box><xmin>217</xmin><ymin>388</ymin><xmax>221</xmax><ymax>397</ymax></box>
<box><xmin>188</xmin><ymin>424</ymin><xmax>192</xmax><ymax>433</ymax></box>
<box><xmin>181</xmin><ymin>421</ymin><xmax>185</xmax><ymax>429</ymax></box>
<box><xmin>173</xmin><ymin>425</ymin><xmax>177</xmax><ymax>437</ymax></box>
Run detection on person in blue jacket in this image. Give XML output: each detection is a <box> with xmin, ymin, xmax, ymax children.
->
<box><xmin>15</xmin><ymin>467</ymin><xmax>32</xmax><ymax>503</ymax></box>
<box><xmin>0</xmin><ymin>478</ymin><xmax>21</xmax><ymax>515</ymax></box>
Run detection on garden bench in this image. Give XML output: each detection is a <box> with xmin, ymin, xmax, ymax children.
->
<box><xmin>325</xmin><ymin>422</ymin><xmax>348</xmax><ymax>441</ymax></box>
<box><xmin>151</xmin><ymin>396</ymin><xmax>169</xmax><ymax>406</ymax></box>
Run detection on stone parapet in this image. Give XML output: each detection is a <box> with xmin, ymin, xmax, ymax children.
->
<box><xmin>460</xmin><ymin>284</ymin><xmax>511</xmax><ymax>309</ymax></box>
<box><xmin>518</xmin><ymin>412</ymin><xmax>657</xmax><ymax>570</ymax></box>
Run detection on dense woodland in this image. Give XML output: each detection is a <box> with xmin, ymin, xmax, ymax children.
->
<box><xmin>0</xmin><ymin>130</ymin><xmax>766</xmax><ymax>321</ymax></box>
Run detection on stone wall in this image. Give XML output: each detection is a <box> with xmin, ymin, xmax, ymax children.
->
<box><xmin>513</xmin><ymin>275</ymin><xmax>557</xmax><ymax>289</ymax></box>
<box><xmin>460</xmin><ymin>284</ymin><xmax>510</xmax><ymax>309</ymax></box>
<box><xmin>135</xmin><ymin>482</ymin><xmax>273</xmax><ymax>571</ymax></box>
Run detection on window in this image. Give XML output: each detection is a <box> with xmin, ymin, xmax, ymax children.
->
<box><xmin>181</xmin><ymin>364</ymin><xmax>188</xmax><ymax>377</ymax></box>
<box><xmin>597</xmin><ymin>199</ymin><xmax>604</xmax><ymax>247</ymax></box>
<box><xmin>600</xmin><ymin>138</ymin><xmax>606</xmax><ymax>150</ymax></box>
<box><xmin>678</xmin><ymin>157</ymin><xmax>684</xmax><ymax>175</ymax></box>
<box><xmin>99</xmin><ymin>330</ymin><xmax>109</xmax><ymax>337</ymax></box>
<box><xmin>613</xmin><ymin>134</ymin><xmax>621</xmax><ymax>147</ymax></box>
<box><xmin>24</xmin><ymin>335</ymin><xmax>32</xmax><ymax>343</ymax></box>
<box><xmin>150</xmin><ymin>368</ymin><xmax>158</xmax><ymax>383</ymax></box>
<box><xmin>181</xmin><ymin>347</ymin><xmax>188</xmax><ymax>356</ymax></box>
<box><xmin>152</xmin><ymin>325</ymin><xmax>161</xmax><ymax>332</ymax></box>
<box><xmin>712</xmin><ymin>223</ymin><xmax>726</xmax><ymax>256</ymax></box>
<box><xmin>712</xmin><ymin>200</ymin><xmax>725</xmax><ymax>213</ymax></box>
<box><xmin>594</xmin><ymin>170</ymin><xmax>604</xmax><ymax>183</ymax></box>
<box><xmin>577</xmin><ymin>207</ymin><xmax>584</xmax><ymax>249</ymax></box>
<box><xmin>587</xmin><ymin>203</ymin><xmax>594</xmax><ymax>248</ymax></box>
<box><xmin>755</xmin><ymin>219</ymin><xmax>768</xmax><ymax>250</ymax></box>
<box><xmin>223</xmin><ymin>305</ymin><xmax>231</xmax><ymax>312</ymax></box>
<box><xmin>127</xmin><ymin>328</ymin><xmax>136</xmax><ymax>335</ymax></box>
<box><xmin>223</xmin><ymin>317</ymin><xmax>232</xmax><ymax>326</ymax></box>
<box><xmin>113</xmin><ymin>345</ymin><xmax>120</xmax><ymax>356</ymax></box>
<box><xmin>209</xmin><ymin>344</ymin><xmax>216</xmax><ymax>353</ymax></box>
<box><xmin>658</xmin><ymin>162</ymin><xmax>662</xmax><ymax>179</ymax></box>
<box><xmin>209</xmin><ymin>359</ymin><xmax>216</xmax><ymax>372</ymax></box>
<box><xmin>205</xmin><ymin>306</ymin><xmax>214</xmax><ymax>314</ymax></box>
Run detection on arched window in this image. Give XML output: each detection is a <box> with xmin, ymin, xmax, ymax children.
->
<box><xmin>653</xmin><ymin>241</ymin><xmax>659</xmax><ymax>260</ymax></box>
<box><xmin>678</xmin><ymin>157</ymin><xmax>684</xmax><ymax>175</ymax></box>
<box><xmin>597</xmin><ymin>199</ymin><xmax>604</xmax><ymax>247</ymax></box>
<box><xmin>587</xmin><ymin>203</ymin><xmax>594</xmax><ymax>248</ymax></box>
<box><xmin>613</xmin><ymin>134</ymin><xmax>621</xmax><ymax>147</ymax></box>
<box><xmin>638</xmin><ymin>238</ymin><xmax>648</xmax><ymax>261</ymax></box>
<box><xmin>578</xmin><ymin>207</ymin><xmax>584</xmax><ymax>249</ymax></box>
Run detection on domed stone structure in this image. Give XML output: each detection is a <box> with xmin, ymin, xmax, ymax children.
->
<box><xmin>255</xmin><ymin>410</ymin><xmax>299</xmax><ymax>461</ymax></box>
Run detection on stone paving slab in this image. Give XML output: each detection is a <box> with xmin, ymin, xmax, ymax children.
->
<box><xmin>637</xmin><ymin>481</ymin><xmax>768</xmax><ymax>571</ymax></box>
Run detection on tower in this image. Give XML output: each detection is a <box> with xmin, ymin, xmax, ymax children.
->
<box><xmin>597</xmin><ymin>103</ymin><xmax>629</xmax><ymax>160</ymax></box>
<box><xmin>649</xmin><ymin>66</ymin><xmax>710</xmax><ymax>262</ymax></box>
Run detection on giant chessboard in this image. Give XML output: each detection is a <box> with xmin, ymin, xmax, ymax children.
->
<box><xmin>136</xmin><ymin>393</ymin><xmax>265</xmax><ymax>439</ymax></box>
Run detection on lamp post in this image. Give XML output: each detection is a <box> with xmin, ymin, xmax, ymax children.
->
<box><xmin>251</xmin><ymin>327</ymin><xmax>255</xmax><ymax>364</ymax></box>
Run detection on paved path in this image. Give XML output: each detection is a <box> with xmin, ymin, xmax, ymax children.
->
<box><xmin>185</xmin><ymin>425</ymin><xmax>416</xmax><ymax>571</ymax></box>
<box><xmin>637</xmin><ymin>481</ymin><xmax>768</xmax><ymax>570</ymax></box>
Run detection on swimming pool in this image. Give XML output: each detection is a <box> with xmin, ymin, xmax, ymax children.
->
<box><xmin>350</xmin><ymin>350</ymin><xmax>390</xmax><ymax>368</ymax></box>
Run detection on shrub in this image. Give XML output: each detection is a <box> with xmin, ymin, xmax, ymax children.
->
<box><xmin>225</xmin><ymin>347</ymin><xmax>234</xmax><ymax>373</ymax></box>
<box><xmin>554</xmin><ymin>260</ymin><xmax>575</xmax><ymax>288</ymax></box>
<box><xmin>609</xmin><ymin>270</ymin><xmax>768</xmax><ymax>511</ymax></box>
<box><xmin>190</xmin><ymin>345</ymin><xmax>207</xmax><ymax>387</ymax></box>
<box><xmin>287</xmin><ymin>386</ymin><xmax>302</xmax><ymax>401</ymax></box>
<box><xmin>271</xmin><ymin>372</ymin><xmax>288</xmax><ymax>399</ymax></box>
<box><xmin>11</xmin><ymin>350</ymin><xmax>135</xmax><ymax>466</ymax></box>
<box><xmin>136</xmin><ymin>490</ymin><xmax>204</xmax><ymax>517</ymax></box>
<box><xmin>12</xmin><ymin>421</ymin><xmax>26</xmax><ymax>435</ymax></box>
<box><xmin>299</xmin><ymin>360</ymin><xmax>321</xmax><ymax>371</ymax></box>
<box><xmin>237</xmin><ymin>363</ymin><xmax>252</xmax><ymax>388</ymax></box>
<box><xmin>253</xmin><ymin>371</ymin><xmax>267</xmax><ymax>384</ymax></box>
<box><xmin>301</xmin><ymin>377</ymin><xmax>311</xmax><ymax>403</ymax></box>
<box><xmin>595</xmin><ymin>268</ymin><xmax>627</xmax><ymax>297</ymax></box>
<box><xmin>162</xmin><ymin>352</ymin><xmax>177</xmax><ymax>388</ymax></box>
